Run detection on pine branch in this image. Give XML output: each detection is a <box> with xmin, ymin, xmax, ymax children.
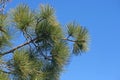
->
<box><xmin>0</xmin><ymin>27</ymin><xmax>6</xmax><ymax>33</ymax></box>
<box><xmin>62</xmin><ymin>38</ymin><xmax>86</xmax><ymax>43</ymax></box>
<box><xmin>0</xmin><ymin>37</ymin><xmax>38</xmax><ymax>57</ymax></box>
<box><xmin>0</xmin><ymin>69</ymin><xmax>12</xmax><ymax>74</ymax></box>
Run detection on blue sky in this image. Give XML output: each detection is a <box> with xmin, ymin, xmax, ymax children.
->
<box><xmin>6</xmin><ymin>0</ymin><xmax>120</xmax><ymax>80</ymax></box>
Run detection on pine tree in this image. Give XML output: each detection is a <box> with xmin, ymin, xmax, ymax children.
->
<box><xmin>0</xmin><ymin>2</ymin><xmax>89</xmax><ymax>80</ymax></box>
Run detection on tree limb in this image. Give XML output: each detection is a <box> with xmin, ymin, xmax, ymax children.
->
<box><xmin>0</xmin><ymin>69</ymin><xmax>12</xmax><ymax>74</ymax></box>
<box><xmin>0</xmin><ymin>36</ymin><xmax>85</xmax><ymax>57</ymax></box>
<box><xmin>0</xmin><ymin>37</ymin><xmax>38</xmax><ymax>57</ymax></box>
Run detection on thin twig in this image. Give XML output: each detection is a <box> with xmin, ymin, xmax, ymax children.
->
<box><xmin>0</xmin><ymin>69</ymin><xmax>12</xmax><ymax>74</ymax></box>
<box><xmin>62</xmin><ymin>38</ymin><xmax>86</xmax><ymax>43</ymax></box>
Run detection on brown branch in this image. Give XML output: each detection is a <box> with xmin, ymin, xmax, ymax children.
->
<box><xmin>0</xmin><ymin>37</ymin><xmax>38</xmax><ymax>57</ymax></box>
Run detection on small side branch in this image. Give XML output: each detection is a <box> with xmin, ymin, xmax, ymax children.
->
<box><xmin>0</xmin><ymin>69</ymin><xmax>12</xmax><ymax>74</ymax></box>
<box><xmin>0</xmin><ymin>38</ymin><xmax>38</xmax><ymax>56</ymax></box>
<box><xmin>62</xmin><ymin>38</ymin><xmax>86</xmax><ymax>43</ymax></box>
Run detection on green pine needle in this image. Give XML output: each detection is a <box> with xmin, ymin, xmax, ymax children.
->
<box><xmin>13</xmin><ymin>4</ymin><xmax>34</xmax><ymax>30</ymax></box>
<box><xmin>0</xmin><ymin>72</ymin><xmax>9</xmax><ymax>80</ymax></box>
<box><xmin>73</xmin><ymin>26</ymin><xmax>89</xmax><ymax>55</ymax></box>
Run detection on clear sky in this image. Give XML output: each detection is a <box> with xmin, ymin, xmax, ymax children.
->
<box><xmin>6</xmin><ymin>0</ymin><xmax>120</xmax><ymax>80</ymax></box>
